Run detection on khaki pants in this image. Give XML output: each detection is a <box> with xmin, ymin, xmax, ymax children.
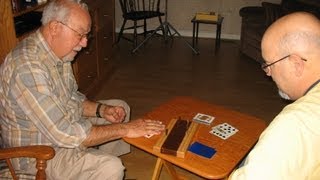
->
<box><xmin>46</xmin><ymin>99</ymin><xmax>131</xmax><ymax>180</ymax></box>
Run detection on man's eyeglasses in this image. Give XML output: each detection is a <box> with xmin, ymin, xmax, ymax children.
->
<box><xmin>261</xmin><ymin>54</ymin><xmax>307</xmax><ymax>73</ymax></box>
<box><xmin>58</xmin><ymin>21</ymin><xmax>89</xmax><ymax>41</ymax></box>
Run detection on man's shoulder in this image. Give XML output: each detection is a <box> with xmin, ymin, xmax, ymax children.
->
<box><xmin>6</xmin><ymin>32</ymin><xmax>48</xmax><ymax>68</ymax></box>
<box><xmin>0</xmin><ymin>34</ymin><xmax>50</xmax><ymax>79</ymax></box>
<box><xmin>13</xmin><ymin>33</ymin><xmax>43</xmax><ymax>58</ymax></box>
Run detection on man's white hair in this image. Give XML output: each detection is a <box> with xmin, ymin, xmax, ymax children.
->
<box><xmin>41</xmin><ymin>0</ymin><xmax>88</xmax><ymax>25</ymax></box>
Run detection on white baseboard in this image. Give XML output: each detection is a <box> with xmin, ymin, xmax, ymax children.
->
<box><xmin>115</xmin><ymin>28</ymin><xmax>240</xmax><ymax>40</ymax></box>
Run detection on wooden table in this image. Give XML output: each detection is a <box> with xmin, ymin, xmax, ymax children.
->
<box><xmin>191</xmin><ymin>15</ymin><xmax>224</xmax><ymax>51</ymax></box>
<box><xmin>123</xmin><ymin>96</ymin><xmax>266</xmax><ymax>179</ymax></box>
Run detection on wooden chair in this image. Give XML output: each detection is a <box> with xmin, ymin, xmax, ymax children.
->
<box><xmin>117</xmin><ymin>0</ymin><xmax>165</xmax><ymax>49</ymax></box>
<box><xmin>0</xmin><ymin>130</ymin><xmax>55</xmax><ymax>180</ymax></box>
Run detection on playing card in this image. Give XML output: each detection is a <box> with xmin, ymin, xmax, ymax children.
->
<box><xmin>144</xmin><ymin>134</ymin><xmax>154</xmax><ymax>138</ymax></box>
<box><xmin>193</xmin><ymin>113</ymin><xmax>215</xmax><ymax>125</ymax></box>
<box><xmin>210</xmin><ymin>123</ymin><xmax>238</xmax><ymax>140</ymax></box>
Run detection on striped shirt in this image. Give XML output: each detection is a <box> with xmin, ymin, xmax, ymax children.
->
<box><xmin>0</xmin><ymin>30</ymin><xmax>92</xmax><ymax>151</ymax></box>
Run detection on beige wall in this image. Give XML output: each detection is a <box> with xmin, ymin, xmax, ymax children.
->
<box><xmin>115</xmin><ymin>0</ymin><xmax>281</xmax><ymax>40</ymax></box>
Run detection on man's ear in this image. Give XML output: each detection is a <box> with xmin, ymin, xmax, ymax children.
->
<box><xmin>48</xmin><ymin>21</ymin><xmax>60</xmax><ymax>37</ymax></box>
<box><xmin>290</xmin><ymin>54</ymin><xmax>305</xmax><ymax>77</ymax></box>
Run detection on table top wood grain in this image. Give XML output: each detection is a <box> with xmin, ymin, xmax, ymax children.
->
<box><xmin>123</xmin><ymin>96</ymin><xmax>266</xmax><ymax>179</ymax></box>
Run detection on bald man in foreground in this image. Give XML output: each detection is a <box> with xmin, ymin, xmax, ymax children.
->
<box><xmin>229</xmin><ymin>12</ymin><xmax>320</xmax><ymax>180</ymax></box>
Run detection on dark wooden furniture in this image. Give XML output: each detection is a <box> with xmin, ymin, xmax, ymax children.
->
<box><xmin>117</xmin><ymin>0</ymin><xmax>165</xmax><ymax>49</ymax></box>
<box><xmin>123</xmin><ymin>96</ymin><xmax>266</xmax><ymax>180</ymax></box>
<box><xmin>0</xmin><ymin>145</ymin><xmax>55</xmax><ymax>180</ymax></box>
<box><xmin>72</xmin><ymin>0</ymin><xmax>116</xmax><ymax>97</ymax></box>
<box><xmin>0</xmin><ymin>0</ymin><xmax>115</xmax><ymax>97</ymax></box>
<box><xmin>191</xmin><ymin>15</ymin><xmax>224</xmax><ymax>51</ymax></box>
<box><xmin>0</xmin><ymin>0</ymin><xmax>47</xmax><ymax>63</ymax></box>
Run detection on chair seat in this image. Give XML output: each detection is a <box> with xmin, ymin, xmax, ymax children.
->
<box><xmin>124</xmin><ymin>11</ymin><xmax>164</xmax><ymax>20</ymax></box>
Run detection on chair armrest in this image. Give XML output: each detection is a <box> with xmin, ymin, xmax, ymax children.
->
<box><xmin>262</xmin><ymin>2</ymin><xmax>283</xmax><ymax>26</ymax></box>
<box><xmin>0</xmin><ymin>145</ymin><xmax>55</xmax><ymax>160</ymax></box>
<box><xmin>0</xmin><ymin>145</ymin><xmax>55</xmax><ymax>179</ymax></box>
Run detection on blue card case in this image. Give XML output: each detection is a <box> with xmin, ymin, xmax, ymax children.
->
<box><xmin>188</xmin><ymin>141</ymin><xmax>216</xmax><ymax>158</ymax></box>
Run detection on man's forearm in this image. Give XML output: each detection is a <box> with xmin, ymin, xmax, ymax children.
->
<box><xmin>81</xmin><ymin>123</ymin><xmax>128</xmax><ymax>147</ymax></box>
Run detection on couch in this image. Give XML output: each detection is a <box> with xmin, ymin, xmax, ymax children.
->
<box><xmin>239</xmin><ymin>0</ymin><xmax>320</xmax><ymax>63</ymax></box>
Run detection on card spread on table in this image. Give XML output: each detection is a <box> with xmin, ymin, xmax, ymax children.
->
<box><xmin>193</xmin><ymin>113</ymin><xmax>215</xmax><ymax>125</ymax></box>
<box><xmin>188</xmin><ymin>141</ymin><xmax>216</xmax><ymax>158</ymax></box>
<box><xmin>144</xmin><ymin>134</ymin><xmax>154</xmax><ymax>138</ymax></box>
<box><xmin>210</xmin><ymin>123</ymin><xmax>239</xmax><ymax>140</ymax></box>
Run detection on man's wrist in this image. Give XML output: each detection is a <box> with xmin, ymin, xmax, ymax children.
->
<box><xmin>96</xmin><ymin>103</ymin><xmax>103</xmax><ymax>118</ymax></box>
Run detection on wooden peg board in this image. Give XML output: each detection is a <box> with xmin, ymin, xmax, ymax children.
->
<box><xmin>153</xmin><ymin>118</ymin><xmax>199</xmax><ymax>158</ymax></box>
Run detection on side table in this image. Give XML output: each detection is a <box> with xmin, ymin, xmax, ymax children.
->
<box><xmin>191</xmin><ymin>15</ymin><xmax>224</xmax><ymax>51</ymax></box>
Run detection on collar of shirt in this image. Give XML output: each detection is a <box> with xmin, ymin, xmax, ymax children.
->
<box><xmin>35</xmin><ymin>30</ymin><xmax>64</xmax><ymax>67</ymax></box>
<box><xmin>304</xmin><ymin>79</ymin><xmax>320</xmax><ymax>95</ymax></box>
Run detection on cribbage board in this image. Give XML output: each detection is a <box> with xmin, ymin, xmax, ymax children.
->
<box><xmin>153</xmin><ymin>118</ymin><xmax>199</xmax><ymax>158</ymax></box>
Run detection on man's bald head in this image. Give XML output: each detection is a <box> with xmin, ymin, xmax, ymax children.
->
<box><xmin>262</xmin><ymin>12</ymin><xmax>320</xmax><ymax>61</ymax></box>
<box><xmin>261</xmin><ymin>12</ymin><xmax>320</xmax><ymax>100</ymax></box>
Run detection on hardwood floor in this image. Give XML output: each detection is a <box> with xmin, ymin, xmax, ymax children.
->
<box><xmin>94</xmin><ymin>36</ymin><xmax>288</xmax><ymax>179</ymax></box>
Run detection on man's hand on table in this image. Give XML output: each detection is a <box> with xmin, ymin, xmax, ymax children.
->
<box><xmin>125</xmin><ymin>119</ymin><xmax>166</xmax><ymax>138</ymax></box>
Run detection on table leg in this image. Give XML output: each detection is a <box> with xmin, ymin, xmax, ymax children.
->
<box><xmin>192</xmin><ymin>22</ymin><xmax>196</xmax><ymax>48</ymax></box>
<box><xmin>196</xmin><ymin>22</ymin><xmax>199</xmax><ymax>47</ymax></box>
<box><xmin>163</xmin><ymin>160</ymin><xmax>179</xmax><ymax>179</ymax></box>
<box><xmin>151</xmin><ymin>158</ymin><xmax>164</xmax><ymax>180</ymax></box>
<box><xmin>133</xmin><ymin>20</ymin><xmax>138</xmax><ymax>48</ymax></box>
<box><xmin>151</xmin><ymin>158</ymin><xmax>186</xmax><ymax>180</ymax></box>
<box><xmin>216</xmin><ymin>23</ymin><xmax>222</xmax><ymax>49</ymax></box>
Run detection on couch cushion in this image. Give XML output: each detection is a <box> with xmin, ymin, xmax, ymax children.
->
<box><xmin>239</xmin><ymin>0</ymin><xmax>320</xmax><ymax>63</ymax></box>
<box><xmin>239</xmin><ymin>6</ymin><xmax>264</xmax><ymax>18</ymax></box>
<box><xmin>282</xmin><ymin>0</ymin><xmax>320</xmax><ymax>18</ymax></box>
<box><xmin>262</xmin><ymin>2</ymin><xmax>284</xmax><ymax>27</ymax></box>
